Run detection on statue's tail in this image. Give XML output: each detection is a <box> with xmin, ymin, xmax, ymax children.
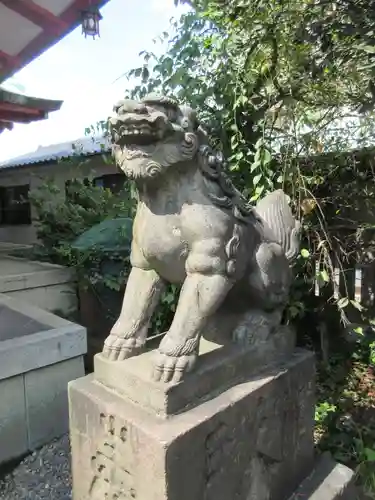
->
<box><xmin>255</xmin><ymin>189</ymin><xmax>301</xmax><ymax>264</ymax></box>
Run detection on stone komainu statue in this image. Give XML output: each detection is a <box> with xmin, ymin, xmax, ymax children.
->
<box><xmin>102</xmin><ymin>94</ymin><xmax>301</xmax><ymax>382</ymax></box>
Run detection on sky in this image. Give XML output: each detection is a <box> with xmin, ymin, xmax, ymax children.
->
<box><xmin>0</xmin><ymin>0</ymin><xmax>189</xmax><ymax>162</ymax></box>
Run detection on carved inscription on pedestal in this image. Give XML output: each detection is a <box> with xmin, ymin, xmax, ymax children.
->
<box><xmin>204</xmin><ymin>422</ymin><xmax>235</xmax><ymax>498</ymax></box>
<box><xmin>89</xmin><ymin>412</ymin><xmax>136</xmax><ymax>500</ymax></box>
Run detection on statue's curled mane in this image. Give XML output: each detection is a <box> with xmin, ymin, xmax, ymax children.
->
<box><xmin>196</xmin><ymin>144</ymin><xmax>261</xmax><ymax>225</ymax></box>
<box><xmin>134</xmin><ymin>93</ymin><xmax>260</xmax><ymax>226</ymax></box>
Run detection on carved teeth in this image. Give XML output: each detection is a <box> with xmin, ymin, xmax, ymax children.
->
<box><xmin>119</xmin><ymin>127</ymin><xmax>155</xmax><ymax>136</ymax></box>
<box><xmin>115</xmin><ymin>123</ymin><xmax>160</xmax><ymax>144</ymax></box>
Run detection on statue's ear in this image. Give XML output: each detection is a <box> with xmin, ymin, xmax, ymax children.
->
<box><xmin>197</xmin><ymin>125</ymin><xmax>208</xmax><ymax>141</ymax></box>
<box><xmin>181</xmin><ymin>132</ymin><xmax>200</xmax><ymax>160</ymax></box>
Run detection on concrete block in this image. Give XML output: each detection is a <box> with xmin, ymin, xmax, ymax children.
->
<box><xmin>0</xmin><ymin>256</ymin><xmax>77</xmax><ymax>315</ymax></box>
<box><xmin>25</xmin><ymin>356</ymin><xmax>85</xmax><ymax>449</ymax></box>
<box><xmin>289</xmin><ymin>452</ymin><xmax>357</xmax><ymax>499</ymax></box>
<box><xmin>0</xmin><ymin>295</ymin><xmax>87</xmax><ymax>464</ymax></box>
<box><xmin>0</xmin><ymin>242</ymin><xmax>32</xmax><ymax>255</ymax></box>
<box><xmin>0</xmin><ymin>375</ymin><xmax>28</xmax><ymax>463</ymax></box>
<box><xmin>69</xmin><ymin>349</ymin><xmax>315</xmax><ymax>500</ymax></box>
<box><xmin>0</xmin><ymin>293</ymin><xmax>87</xmax><ymax>380</ymax></box>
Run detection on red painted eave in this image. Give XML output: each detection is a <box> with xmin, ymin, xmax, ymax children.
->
<box><xmin>0</xmin><ymin>0</ymin><xmax>110</xmax><ymax>83</ymax></box>
<box><xmin>0</xmin><ymin>87</ymin><xmax>63</xmax><ymax>133</ymax></box>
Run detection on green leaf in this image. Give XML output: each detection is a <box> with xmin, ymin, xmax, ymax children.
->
<box><xmin>262</xmin><ymin>149</ymin><xmax>272</xmax><ymax>165</ymax></box>
<box><xmin>353</xmin><ymin>326</ymin><xmax>364</xmax><ymax>336</ymax></box>
<box><xmin>289</xmin><ymin>305</ymin><xmax>300</xmax><ymax>318</ymax></box>
<box><xmin>350</xmin><ymin>300</ymin><xmax>364</xmax><ymax>312</ymax></box>
<box><xmin>254</xmin><ymin>149</ymin><xmax>262</xmax><ymax>163</ymax></box>
<box><xmin>253</xmin><ymin>173</ymin><xmax>262</xmax><ymax>186</ymax></box>
<box><xmin>250</xmin><ymin>160</ymin><xmax>261</xmax><ymax>172</ymax></box>
<box><xmin>301</xmin><ymin>248</ymin><xmax>310</xmax><ymax>258</ymax></box>
<box><xmin>320</xmin><ymin>269</ymin><xmax>329</xmax><ymax>282</ymax></box>
<box><xmin>141</xmin><ymin>66</ymin><xmax>149</xmax><ymax>83</ymax></box>
<box><xmin>364</xmin><ymin>448</ymin><xmax>375</xmax><ymax>462</ymax></box>
<box><xmin>337</xmin><ymin>297</ymin><xmax>349</xmax><ymax>309</ymax></box>
<box><xmin>357</xmin><ymin>44</ymin><xmax>375</xmax><ymax>54</ymax></box>
<box><xmin>255</xmin><ymin>185</ymin><xmax>265</xmax><ymax>195</ymax></box>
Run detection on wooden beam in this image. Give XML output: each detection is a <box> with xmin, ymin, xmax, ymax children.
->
<box><xmin>0</xmin><ymin>109</ymin><xmax>44</xmax><ymax>122</ymax></box>
<box><xmin>0</xmin><ymin>121</ymin><xmax>14</xmax><ymax>131</ymax></box>
<box><xmin>0</xmin><ymin>102</ymin><xmax>42</xmax><ymax>115</ymax></box>
<box><xmin>0</xmin><ymin>0</ymin><xmax>68</xmax><ymax>34</ymax></box>
<box><xmin>0</xmin><ymin>50</ymin><xmax>20</xmax><ymax>68</ymax></box>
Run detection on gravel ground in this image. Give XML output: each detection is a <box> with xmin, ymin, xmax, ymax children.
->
<box><xmin>0</xmin><ymin>435</ymin><xmax>72</xmax><ymax>500</ymax></box>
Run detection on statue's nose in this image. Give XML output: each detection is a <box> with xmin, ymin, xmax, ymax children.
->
<box><xmin>134</xmin><ymin>103</ymin><xmax>148</xmax><ymax>115</ymax></box>
<box><xmin>113</xmin><ymin>99</ymin><xmax>148</xmax><ymax>115</ymax></box>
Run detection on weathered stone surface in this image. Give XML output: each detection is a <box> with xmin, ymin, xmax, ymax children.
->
<box><xmin>0</xmin><ymin>295</ymin><xmax>87</xmax><ymax>464</ymax></box>
<box><xmin>0</xmin><ymin>293</ymin><xmax>86</xmax><ymax>381</ymax></box>
<box><xmin>288</xmin><ymin>452</ymin><xmax>357</xmax><ymax>500</ymax></box>
<box><xmin>0</xmin><ymin>256</ymin><xmax>77</xmax><ymax>315</ymax></box>
<box><xmin>95</xmin><ymin>329</ymin><xmax>296</xmax><ymax>417</ymax></box>
<box><xmin>0</xmin><ymin>304</ymin><xmax>50</xmax><ymax>340</ymax></box>
<box><xmin>0</xmin><ymin>375</ymin><xmax>28</xmax><ymax>464</ymax></box>
<box><xmin>0</xmin><ymin>357</ymin><xmax>85</xmax><ymax>466</ymax></box>
<box><xmin>69</xmin><ymin>349</ymin><xmax>315</xmax><ymax>500</ymax></box>
<box><xmin>25</xmin><ymin>356</ymin><xmax>84</xmax><ymax>449</ymax></box>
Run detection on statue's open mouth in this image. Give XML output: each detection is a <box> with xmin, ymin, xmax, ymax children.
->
<box><xmin>117</xmin><ymin>123</ymin><xmax>159</xmax><ymax>145</ymax></box>
<box><xmin>111</xmin><ymin>115</ymin><xmax>170</xmax><ymax>148</ymax></box>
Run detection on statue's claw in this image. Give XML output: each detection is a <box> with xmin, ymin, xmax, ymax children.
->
<box><xmin>102</xmin><ymin>333</ymin><xmax>145</xmax><ymax>361</ymax></box>
<box><xmin>152</xmin><ymin>333</ymin><xmax>199</xmax><ymax>383</ymax></box>
<box><xmin>152</xmin><ymin>351</ymin><xmax>197</xmax><ymax>383</ymax></box>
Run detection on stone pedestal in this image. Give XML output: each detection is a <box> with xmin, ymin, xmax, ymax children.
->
<box><xmin>69</xmin><ymin>329</ymin><xmax>320</xmax><ymax>500</ymax></box>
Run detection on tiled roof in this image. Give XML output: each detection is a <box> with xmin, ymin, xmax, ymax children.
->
<box><xmin>0</xmin><ymin>134</ymin><xmax>111</xmax><ymax>170</ymax></box>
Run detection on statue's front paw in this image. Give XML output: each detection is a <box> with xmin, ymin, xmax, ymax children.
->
<box><xmin>152</xmin><ymin>335</ymin><xmax>198</xmax><ymax>383</ymax></box>
<box><xmin>102</xmin><ymin>333</ymin><xmax>145</xmax><ymax>361</ymax></box>
<box><xmin>153</xmin><ymin>352</ymin><xmax>197</xmax><ymax>383</ymax></box>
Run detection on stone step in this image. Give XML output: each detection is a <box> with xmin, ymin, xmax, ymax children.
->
<box><xmin>289</xmin><ymin>452</ymin><xmax>358</xmax><ymax>500</ymax></box>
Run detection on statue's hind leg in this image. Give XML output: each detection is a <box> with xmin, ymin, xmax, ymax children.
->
<box><xmin>232</xmin><ymin>308</ymin><xmax>283</xmax><ymax>345</ymax></box>
<box><xmin>153</xmin><ymin>272</ymin><xmax>233</xmax><ymax>383</ymax></box>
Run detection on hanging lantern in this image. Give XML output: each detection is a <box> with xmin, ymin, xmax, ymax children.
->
<box><xmin>81</xmin><ymin>4</ymin><xmax>102</xmax><ymax>39</ymax></box>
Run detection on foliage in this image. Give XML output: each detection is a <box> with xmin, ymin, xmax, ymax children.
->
<box><xmin>120</xmin><ymin>0</ymin><xmax>375</xmax><ymax>334</ymax></box>
<box><xmin>314</xmin><ymin>340</ymin><xmax>375</xmax><ymax>496</ymax></box>
<box><xmin>152</xmin><ymin>284</ymin><xmax>181</xmax><ymax>336</ymax></box>
<box><xmin>30</xmin><ymin>172</ymin><xmax>133</xmax><ymax>313</ymax></box>
<box><xmin>126</xmin><ymin>1</ymin><xmax>375</xmax><ymax>175</ymax></box>
<box><xmin>29</xmin><ymin>164</ymin><xmax>177</xmax><ymax>335</ymax></box>
<box><xmin>116</xmin><ymin>0</ymin><xmax>375</xmax><ymax>486</ymax></box>
<box><xmin>30</xmin><ymin>173</ymin><xmax>131</xmax><ymax>266</ymax></box>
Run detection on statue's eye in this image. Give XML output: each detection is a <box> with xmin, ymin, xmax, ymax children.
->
<box><xmin>180</xmin><ymin>117</ymin><xmax>190</xmax><ymax>129</ymax></box>
<box><xmin>165</xmin><ymin>107</ymin><xmax>177</xmax><ymax>122</ymax></box>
